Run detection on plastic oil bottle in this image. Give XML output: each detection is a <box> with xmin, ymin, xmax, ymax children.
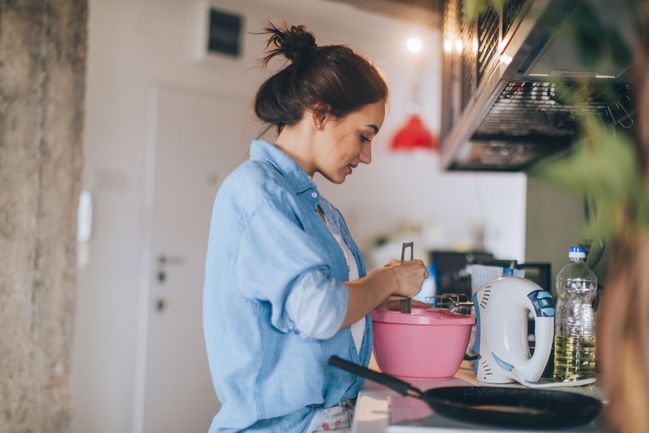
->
<box><xmin>553</xmin><ymin>246</ymin><xmax>598</xmax><ymax>382</ymax></box>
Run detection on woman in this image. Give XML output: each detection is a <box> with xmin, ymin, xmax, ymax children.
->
<box><xmin>203</xmin><ymin>23</ymin><xmax>428</xmax><ymax>433</ymax></box>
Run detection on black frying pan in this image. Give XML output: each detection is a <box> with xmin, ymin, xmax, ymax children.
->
<box><xmin>329</xmin><ymin>356</ymin><xmax>603</xmax><ymax>430</ymax></box>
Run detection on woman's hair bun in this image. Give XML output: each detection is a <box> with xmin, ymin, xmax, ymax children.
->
<box><xmin>261</xmin><ymin>22</ymin><xmax>317</xmax><ymax>65</ymax></box>
<box><xmin>255</xmin><ymin>22</ymin><xmax>388</xmax><ymax>134</ymax></box>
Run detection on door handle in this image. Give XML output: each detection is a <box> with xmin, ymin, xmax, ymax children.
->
<box><xmin>158</xmin><ymin>255</ymin><xmax>186</xmax><ymax>266</ymax></box>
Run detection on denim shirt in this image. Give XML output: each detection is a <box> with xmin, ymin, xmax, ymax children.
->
<box><xmin>203</xmin><ymin>139</ymin><xmax>373</xmax><ymax>433</ymax></box>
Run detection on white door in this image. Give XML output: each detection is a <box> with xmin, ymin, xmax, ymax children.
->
<box><xmin>142</xmin><ymin>85</ymin><xmax>258</xmax><ymax>433</ymax></box>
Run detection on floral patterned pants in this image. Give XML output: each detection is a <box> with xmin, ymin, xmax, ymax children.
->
<box><xmin>306</xmin><ymin>400</ymin><xmax>355</xmax><ymax>433</ymax></box>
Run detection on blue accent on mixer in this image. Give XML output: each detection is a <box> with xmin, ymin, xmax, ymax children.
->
<box><xmin>492</xmin><ymin>353</ymin><xmax>514</xmax><ymax>372</ymax></box>
<box><xmin>528</xmin><ymin>290</ymin><xmax>555</xmax><ymax>317</ymax></box>
<box><xmin>472</xmin><ymin>292</ymin><xmax>481</xmax><ymax>375</ymax></box>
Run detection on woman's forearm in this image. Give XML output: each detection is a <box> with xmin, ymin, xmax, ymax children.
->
<box><xmin>339</xmin><ymin>271</ymin><xmax>394</xmax><ymax>329</ymax></box>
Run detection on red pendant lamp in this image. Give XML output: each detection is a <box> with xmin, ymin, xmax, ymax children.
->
<box><xmin>390</xmin><ymin>114</ymin><xmax>437</xmax><ymax>151</ymax></box>
<box><xmin>390</xmin><ymin>37</ymin><xmax>438</xmax><ymax>152</ymax></box>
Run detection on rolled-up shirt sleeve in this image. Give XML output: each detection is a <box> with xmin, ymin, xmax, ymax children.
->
<box><xmin>285</xmin><ymin>270</ymin><xmax>348</xmax><ymax>340</ymax></box>
<box><xmin>235</xmin><ymin>198</ymin><xmax>348</xmax><ymax>337</ymax></box>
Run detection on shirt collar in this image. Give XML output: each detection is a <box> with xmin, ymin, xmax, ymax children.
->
<box><xmin>250</xmin><ymin>139</ymin><xmax>319</xmax><ymax>196</ymax></box>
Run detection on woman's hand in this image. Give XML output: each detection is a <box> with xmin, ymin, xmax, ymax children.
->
<box><xmin>385</xmin><ymin>259</ymin><xmax>428</xmax><ymax>298</ymax></box>
<box><xmin>372</xmin><ymin>259</ymin><xmax>428</xmax><ymax>297</ymax></box>
<box><xmin>339</xmin><ymin>259</ymin><xmax>428</xmax><ymax>329</ymax></box>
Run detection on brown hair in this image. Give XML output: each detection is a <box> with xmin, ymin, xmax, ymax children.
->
<box><xmin>254</xmin><ymin>23</ymin><xmax>389</xmax><ymax>134</ymax></box>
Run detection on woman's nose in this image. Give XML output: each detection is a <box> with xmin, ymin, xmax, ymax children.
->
<box><xmin>359</xmin><ymin>141</ymin><xmax>372</xmax><ymax>164</ymax></box>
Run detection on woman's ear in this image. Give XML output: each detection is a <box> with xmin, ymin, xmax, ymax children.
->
<box><xmin>310</xmin><ymin>104</ymin><xmax>330</xmax><ymax>131</ymax></box>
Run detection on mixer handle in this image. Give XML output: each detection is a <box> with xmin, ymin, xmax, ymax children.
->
<box><xmin>515</xmin><ymin>290</ymin><xmax>555</xmax><ymax>382</ymax></box>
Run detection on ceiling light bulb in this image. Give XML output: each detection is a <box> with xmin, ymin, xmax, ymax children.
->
<box><xmin>407</xmin><ymin>37</ymin><xmax>423</xmax><ymax>54</ymax></box>
<box><xmin>443</xmin><ymin>39</ymin><xmax>453</xmax><ymax>53</ymax></box>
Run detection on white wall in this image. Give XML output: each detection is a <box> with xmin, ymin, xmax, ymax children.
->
<box><xmin>72</xmin><ymin>1</ymin><xmax>527</xmax><ymax>432</ymax></box>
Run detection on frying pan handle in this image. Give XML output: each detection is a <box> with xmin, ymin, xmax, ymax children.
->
<box><xmin>328</xmin><ymin>356</ymin><xmax>421</xmax><ymax>397</ymax></box>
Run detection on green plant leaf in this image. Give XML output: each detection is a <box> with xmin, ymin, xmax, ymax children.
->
<box><xmin>489</xmin><ymin>0</ymin><xmax>505</xmax><ymax>11</ymax></box>
<box><xmin>607</xmin><ymin>28</ymin><xmax>633</xmax><ymax>68</ymax></box>
<box><xmin>464</xmin><ymin>0</ymin><xmax>488</xmax><ymax>21</ymax></box>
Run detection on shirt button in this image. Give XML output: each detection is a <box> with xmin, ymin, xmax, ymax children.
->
<box><xmin>311</xmin><ymin>192</ymin><xmax>318</xmax><ymax>198</ymax></box>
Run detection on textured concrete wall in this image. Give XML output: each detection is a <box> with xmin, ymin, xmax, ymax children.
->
<box><xmin>0</xmin><ymin>1</ymin><xmax>87</xmax><ymax>432</ymax></box>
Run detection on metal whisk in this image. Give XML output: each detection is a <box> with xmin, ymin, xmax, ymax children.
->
<box><xmin>400</xmin><ymin>242</ymin><xmax>414</xmax><ymax>314</ymax></box>
<box><xmin>426</xmin><ymin>293</ymin><xmax>474</xmax><ymax>314</ymax></box>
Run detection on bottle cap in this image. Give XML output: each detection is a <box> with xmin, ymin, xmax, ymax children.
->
<box><xmin>569</xmin><ymin>246</ymin><xmax>586</xmax><ymax>259</ymax></box>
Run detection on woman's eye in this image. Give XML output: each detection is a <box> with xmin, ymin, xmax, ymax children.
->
<box><xmin>360</xmin><ymin>135</ymin><xmax>370</xmax><ymax>143</ymax></box>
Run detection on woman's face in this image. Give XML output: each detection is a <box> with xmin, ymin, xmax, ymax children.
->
<box><xmin>312</xmin><ymin>101</ymin><xmax>385</xmax><ymax>184</ymax></box>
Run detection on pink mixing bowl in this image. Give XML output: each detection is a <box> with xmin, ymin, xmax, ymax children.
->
<box><xmin>371</xmin><ymin>307</ymin><xmax>475</xmax><ymax>379</ymax></box>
